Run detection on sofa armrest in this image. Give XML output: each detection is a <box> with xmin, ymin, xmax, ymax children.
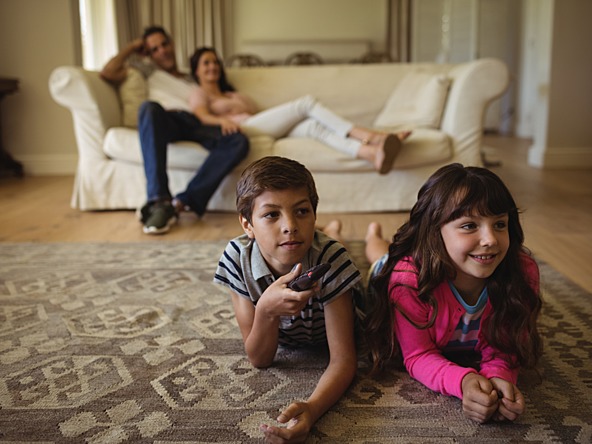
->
<box><xmin>441</xmin><ymin>58</ymin><xmax>509</xmax><ymax>163</ymax></box>
<box><xmin>49</xmin><ymin>66</ymin><xmax>121</xmax><ymax>161</ymax></box>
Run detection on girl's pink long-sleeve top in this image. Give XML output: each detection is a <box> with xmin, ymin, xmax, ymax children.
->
<box><xmin>388</xmin><ymin>255</ymin><xmax>539</xmax><ymax>399</ymax></box>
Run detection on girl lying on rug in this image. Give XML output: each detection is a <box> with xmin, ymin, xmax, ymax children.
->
<box><xmin>326</xmin><ymin>163</ymin><xmax>543</xmax><ymax>424</ymax></box>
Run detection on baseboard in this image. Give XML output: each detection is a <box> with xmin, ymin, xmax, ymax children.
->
<box><xmin>528</xmin><ymin>145</ymin><xmax>592</xmax><ymax>169</ymax></box>
<box><xmin>16</xmin><ymin>154</ymin><xmax>78</xmax><ymax>175</ymax></box>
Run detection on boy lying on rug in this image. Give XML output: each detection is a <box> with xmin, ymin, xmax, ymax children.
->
<box><xmin>213</xmin><ymin>156</ymin><xmax>362</xmax><ymax>443</ymax></box>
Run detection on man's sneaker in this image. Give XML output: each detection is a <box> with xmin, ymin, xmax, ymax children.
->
<box><xmin>142</xmin><ymin>201</ymin><xmax>177</xmax><ymax>235</ymax></box>
<box><xmin>136</xmin><ymin>202</ymin><xmax>152</xmax><ymax>224</ymax></box>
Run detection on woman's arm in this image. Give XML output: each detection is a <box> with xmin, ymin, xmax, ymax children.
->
<box><xmin>189</xmin><ymin>88</ymin><xmax>242</xmax><ymax>135</ymax></box>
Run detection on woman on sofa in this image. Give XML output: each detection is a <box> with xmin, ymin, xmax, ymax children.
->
<box><xmin>188</xmin><ymin>47</ymin><xmax>411</xmax><ymax>175</ymax></box>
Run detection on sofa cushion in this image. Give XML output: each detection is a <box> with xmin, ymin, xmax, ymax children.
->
<box><xmin>104</xmin><ymin>128</ymin><xmax>209</xmax><ymax>170</ymax></box>
<box><xmin>104</xmin><ymin>127</ymin><xmax>276</xmax><ymax>171</ymax></box>
<box><xmin>273</xmin><ymin>128</ymin><xmax>452</xmax><ymax>172</ymax></box>
<box><xmin>373</xmin><ymin>72</ymin><xmax>451</xmax><ymax>130</ymax></box>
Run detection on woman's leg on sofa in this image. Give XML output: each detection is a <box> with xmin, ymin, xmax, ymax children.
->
<box><xmin>288</xmin><ymin>119</ymin><xmax>410</xmax><ymax>175</ymax></box>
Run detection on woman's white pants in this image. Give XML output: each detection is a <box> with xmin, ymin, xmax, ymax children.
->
<box><xmin>239</xmin><ymin>95</ymin><xmax>361</xmax><ymax>157</ymax></box>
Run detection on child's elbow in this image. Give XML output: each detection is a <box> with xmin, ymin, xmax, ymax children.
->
<box><xmin>248</xmin><ymin>355</ymin><xmax>274</xmax><ymax>369</ymax></box>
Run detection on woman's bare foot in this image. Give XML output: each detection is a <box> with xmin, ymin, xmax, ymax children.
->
<box><xmin>373</xmin><ymin>131</ymin><xmax>413</xmax><ymax>173</ymax></box>
<box><xmin>356</xmin><ymin>130</ymin><xmax>412</xmax><ymax>174</ymax></box>
<box><xmin>374</xmin><ymin>134</ymin><xmax>401</xmax><ymax>174</ymax></box>
<box><xmin>365</xmin><ymin>222</ymin><xmax>390</xmax><ymax>264</ymax></box>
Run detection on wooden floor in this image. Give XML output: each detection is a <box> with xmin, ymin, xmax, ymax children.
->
<box><xmin>1</xmin><ymin>135</ymin><xmax>591</xmax><ymax>293</ymax></box>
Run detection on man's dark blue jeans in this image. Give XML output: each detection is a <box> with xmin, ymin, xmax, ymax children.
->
<box><xmin>138</xmin><ymin>101</ymin><xmax>249</xmax><ymax>216</ymax></box>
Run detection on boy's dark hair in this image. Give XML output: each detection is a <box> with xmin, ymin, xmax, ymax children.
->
<box><xmin>236</xmin><ymin>156</ymin><xmax>319</xmax><ymax>224</ymax></box>
<box><xmin>142</xmin><ymin>25</ymin><xmax>169</xmax><ymax>42</ymax></box>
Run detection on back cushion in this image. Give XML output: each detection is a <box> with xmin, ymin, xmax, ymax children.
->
<box><xmin>373</xmin><ymin>72</ymin><xmax>451</xmax><ymax>130</ymax></box>
<box><xmin>118</xmin><ymin>68</ymin><xmax>194</xmax><ymax>127</ymax></box>
<box><xmin>119</xmin><ymin>68</ymin><xmax>147</xmax><ymax>128</ymax></box>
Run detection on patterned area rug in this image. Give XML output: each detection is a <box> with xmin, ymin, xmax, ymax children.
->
<box><xmin>0</xmin><ymin>241</ymin><xmax>590</xmax><ymax>443</ymax></box>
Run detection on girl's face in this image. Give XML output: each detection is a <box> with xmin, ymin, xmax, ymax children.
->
<box><xmin>240</xmin><ymin>187</ymin><xmax>316</xmax><ymax>277</ymax></box>
<box><xmin>195</xmin><ymin>51</ymin><xmax>221</xmax><ymax>84</ymax></box>
<box><xmin>440</xmin><ymin>213</ymin><xmax>510</xmax><ymax>300</ymax></box>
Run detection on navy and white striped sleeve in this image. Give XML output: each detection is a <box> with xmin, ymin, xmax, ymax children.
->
<box><xmin>213</xmin><ymin>240</ymin><xmax>249</xmax><ymax>298</ymax></box>
<box><xmin>317</xmin><ymin>240</ymin><xmax>362</xmax><ymax>306</ymax></box>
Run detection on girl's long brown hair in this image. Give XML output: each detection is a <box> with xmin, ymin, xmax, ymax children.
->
<box><xmin>363</xmin><ymin>163</ymin><xmax>543</xmax><ymax>374</ymax></box>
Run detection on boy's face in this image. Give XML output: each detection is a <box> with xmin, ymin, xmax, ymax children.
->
<box><xmin>240</xmin><ymin>187</ymin><xmax>316</xmax><ymax>277</ymax></box>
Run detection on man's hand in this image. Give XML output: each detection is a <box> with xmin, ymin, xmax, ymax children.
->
<box><xmin>129</xmin><ymin>38</ymin><xmax>146</xmax><ymax>55</ymax></box>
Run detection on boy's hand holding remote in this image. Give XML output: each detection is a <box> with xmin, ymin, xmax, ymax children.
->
<box><xmin>288</xmin><ymin>263</ymin><xmax>331</xmax><ymax>291</ymax></box>
<box><xmin>258</xmin><ymin>264</ymin><xmax>317</xmax><ymax>317</ymax></box>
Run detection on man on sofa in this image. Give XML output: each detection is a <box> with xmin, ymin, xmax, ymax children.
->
<box><xmin>100</xmin><ymin>25</ymin><xmax>249</xmax><ymax>234</ymax></box>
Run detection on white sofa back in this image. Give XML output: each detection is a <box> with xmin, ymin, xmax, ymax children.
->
<box><xmin>49</xmin><ymin>59</ymin><xmax>509</xmax><ymax>212</ymax></box>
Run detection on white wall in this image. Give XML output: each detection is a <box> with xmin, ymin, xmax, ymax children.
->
<box><xmin>232</xmin><ymin>0</ymin><xmax>388</xmax><ymax>64</ymax></box>
<box><xmin>0</xmin><ymin>0</ymin><xmax>80</xmax><ymax>175</ymax></box>
<box><xmin>524</xmin><ymin>0</ymin><xmax>592</xmax><ymax>168</ymax></box>
<box><xmin>410</xmin><ymin>0</ymin><xmax>521</xmax><ymax>133</ymax></box>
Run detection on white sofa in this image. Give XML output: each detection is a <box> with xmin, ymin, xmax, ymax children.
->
<box><xmin>49</xmin><ymin>59</ymin><xmax>508</xmax><ymax>213</ymax></box>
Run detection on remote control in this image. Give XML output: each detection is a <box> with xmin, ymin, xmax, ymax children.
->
<box><xmin>288</xmin><ymin>263</ymin><xmax>331</xmax><ymax>291</ymax></box>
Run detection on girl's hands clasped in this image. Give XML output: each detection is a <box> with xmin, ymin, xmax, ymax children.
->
<box><xmin>461</xmin><ymin>373</ymin><xmax>525</xmax><ymax>423</ymax></box>
<box><xmin>461</xmin><ymin>373</ymin><xmax>499</xmax><ymax>423</ymax></box>
<box><xmin>489</xmin><ymin>377</ymin><xmax>525</xmax><ymax>422</ymax></box>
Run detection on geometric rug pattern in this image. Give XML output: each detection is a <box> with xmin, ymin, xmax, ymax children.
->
<box><xmin>0</xmin><ymin>241</ymin><xmax>590</xmax><ymax>443</ymax></box>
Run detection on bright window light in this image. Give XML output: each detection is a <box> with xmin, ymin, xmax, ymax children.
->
<box><xmin>79</xmin><ymin>0</ymin><xmax>118</xmax><ymax>70</ymax></box>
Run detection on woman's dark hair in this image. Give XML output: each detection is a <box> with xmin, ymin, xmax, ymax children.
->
<box><xmin>189</xmin><ymin>47</ymin><xmax>235</xmax><ymax>92</ymax></box>
<box><xmin>364</xmin><ymin>163</ymin><xmax>543</xmax><ymax>374</ymax></box>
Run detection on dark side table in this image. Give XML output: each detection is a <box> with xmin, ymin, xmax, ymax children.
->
<box><xmin>0</xmin><ymin>77</ymin><xmax>24</xmax><ymax>177</ymax></box>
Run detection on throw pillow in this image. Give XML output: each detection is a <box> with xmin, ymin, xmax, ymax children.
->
<box><xmin>119</xmin><ymin>67</ymin><xmax>147</xmax><ymax>128</ymax></box>
<box><xmin>373</xmin><ymin>72</ymin><xmax>451</xmax><ymax>130</ymax></box>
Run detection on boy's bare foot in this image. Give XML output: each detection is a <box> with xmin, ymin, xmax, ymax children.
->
<box><xmin>365</xmin><ymin>222</ymin><xmax>383</xmax><ymax>243</ymax></box>
<box><xmin>365</xmin><ymin>222</ymin><xmax>390</xmax><ymax>264</ymax></box>
<box><xmin>322</xmin><ymin>219</ymin><xmax>343</xmax><ymax>242</ymax></box>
